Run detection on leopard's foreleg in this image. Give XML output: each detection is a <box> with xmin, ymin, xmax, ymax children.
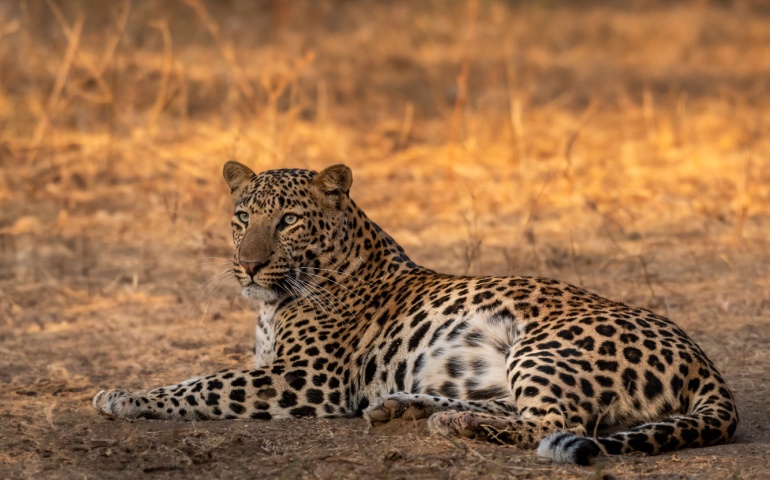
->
<box><xmin>94</xmin><ymin>366</ymin><xmax>348</xmax><ymax>420</ymax></box>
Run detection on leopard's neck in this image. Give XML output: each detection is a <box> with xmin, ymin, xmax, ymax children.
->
<box><xmin>305</xmin><ymin>200</ymin><xmax>425</xmax><ymax>296</ymax></box>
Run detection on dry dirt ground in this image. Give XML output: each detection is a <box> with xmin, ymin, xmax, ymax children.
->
<box><xmin>1</xmin><ymin>1</ymin><xmax>770</xmax><ymax>478</ymax></box>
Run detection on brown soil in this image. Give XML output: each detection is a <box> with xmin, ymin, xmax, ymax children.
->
<box><xmin>1</xmin><ymin>1</ymin><xmax>769</xmax><ymax>478</ymax></box>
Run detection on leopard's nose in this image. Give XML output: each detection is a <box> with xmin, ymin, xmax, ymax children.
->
<box><xmin>239</xmin><ymin>260</ymin><xmax>266</xmax><ymax>277</ymax></box>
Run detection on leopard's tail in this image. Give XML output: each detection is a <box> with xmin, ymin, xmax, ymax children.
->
<box><xmin>537</xmin><ymin>386</ymin><xmax>739</xmax><ymax>465</ymax></box>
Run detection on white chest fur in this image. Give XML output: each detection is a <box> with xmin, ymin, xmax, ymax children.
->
<box><xmin>254</xmin><ymin>301</ymin><xmax>278</xmax><ymax>367</ymax></box>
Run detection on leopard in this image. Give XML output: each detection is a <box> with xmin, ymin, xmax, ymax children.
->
<box><xmin>93</xmin><ymin>162</ymin><xmax>738</xmax><ymax>465</ymax></box>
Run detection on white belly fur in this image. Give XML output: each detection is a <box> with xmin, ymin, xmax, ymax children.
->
<box><xmin>414</xmin><ymin>311</ymin><xmax>521</xmax><ymax>400</ymax></box>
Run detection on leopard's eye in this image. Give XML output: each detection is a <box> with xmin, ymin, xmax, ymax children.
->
<box><xmin>282</xmin><ymin>213</ymin><xmax>299</xmax><ymax>226</ymax></box>
<box><xmin>237</xmin><ymin>212</ymin><xmax>249</xmax><ymax>224</ymax></box>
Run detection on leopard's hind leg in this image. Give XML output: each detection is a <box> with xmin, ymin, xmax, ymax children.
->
<box><xmin>428</xmin><ymin>410</ymin><xmax>589</xmax><ymax>450</ymax></box>
<box><xmin>366</xmin><ymin>392</ymin><xmax>596</xmax><ymax>463</ymax></box>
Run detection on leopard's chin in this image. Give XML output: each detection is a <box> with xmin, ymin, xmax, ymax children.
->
<box><xmin>241</xmin><ymin>284</ymin><xmax>281</xmax><ymax>303</ymax></box>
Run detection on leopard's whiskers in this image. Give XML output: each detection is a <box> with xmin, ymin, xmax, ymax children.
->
<box><xmin>298</xmin><ymin>266</ymin><xmax>372</xmax><ymax>286</ymax></box>
<box><xmin>292</xmin><ymin>277</ymin><xmax>344</xmax><ymax>319</ymax></box>
<box><xmin>187</xmin><ymin>269</ymin><xmax>236</xmax><ymax>319</ymax></box>
<box><xmin>281</xmin><ymin>245</ymin><xmax>327</xmax><ymax>322</ymax></box>
<box><xmin>294</xmin><ymin>276</ymin><xmax>356</xmax><ymax>322</ymax></box>
<box><xmin>298</xmin><ymin>270</ymin><xmax>363</xmax><ymax>302</ymax></box>
<box><xmin>196</xmin><ymin>269</ymin><xmax>235</xmax><ymax>293</ymax></box>
<box><xmin>280</xmin><ymin>280</ymin><xmax>314</xmax><ymax>325</ymax></box>
<box><xmin>286</xmin><ymin>276</ymin><xmax>331</xmax><ymax>321</ymax></box>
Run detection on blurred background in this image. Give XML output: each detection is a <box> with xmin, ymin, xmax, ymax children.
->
<box><xmin>0</xmin><ymin>1</ymin><xmax>769</xmax><ymax>477</ymax></box>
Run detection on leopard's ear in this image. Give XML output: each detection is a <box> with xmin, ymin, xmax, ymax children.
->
<box><xmin>223</xmin><ymin>161</ymin><xmax>255</xmax><ymax>204</ymax></box>
<box><xmin>313</xmin><ymin>164</ymin><xmax>353</xmax><ymax>197</ymax></box>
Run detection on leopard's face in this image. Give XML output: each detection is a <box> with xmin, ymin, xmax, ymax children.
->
<box><xmin>224</xmin><ymin>163</ymin><xmax>353</xmax><ymax>303</ymax></box>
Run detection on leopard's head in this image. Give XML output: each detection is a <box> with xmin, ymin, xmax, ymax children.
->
<box><xmin>222</xmin><ymin>161</ymin><xmax>353</xmax><ymax>303</ymax></box>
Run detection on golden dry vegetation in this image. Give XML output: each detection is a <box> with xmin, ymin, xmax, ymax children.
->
<box><xmin>1</xmin><ymin>0</ymin><xmax>769</xmax><ymax>478</ymax></box>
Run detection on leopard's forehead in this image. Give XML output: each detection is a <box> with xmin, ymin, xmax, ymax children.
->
<box><xmin>241</xmin><ymin>168</ymin><xmax>318</xmax><ymax>211</ymax></box>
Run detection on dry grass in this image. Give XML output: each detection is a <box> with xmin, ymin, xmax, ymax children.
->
<box><xmin>1</xmin><ymin>1</ymin><xmax>769</xmax><ymax>478</ymax></box>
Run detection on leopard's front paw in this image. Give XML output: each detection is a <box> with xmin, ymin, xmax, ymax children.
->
<box><xmin>93</xmin><ymin>389</ymin><xmax>143</xmax><ymax>418</ymax></box>
<box><xmin>365</xmin><ymin>393</ymin><xmax>434</xmax><ymax>426</ymax></box>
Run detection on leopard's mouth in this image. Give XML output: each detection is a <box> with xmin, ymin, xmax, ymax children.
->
<box><xmin>240</xmin><ymin>282</ymin><xmax>281</xmax><ymax>303</ymax></box>
<box><xmin>237</xmin><ymin>265</ymin><xmax>297</xmax><ymax>304</ymax></box>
